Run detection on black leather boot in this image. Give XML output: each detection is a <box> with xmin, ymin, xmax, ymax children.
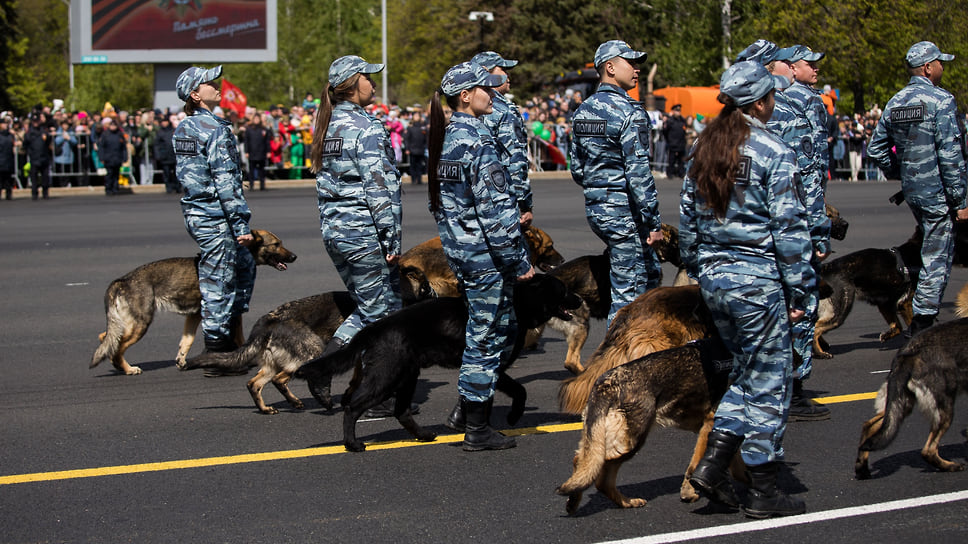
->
<box><xmin>743</xmin><ymin>462</ymin><xmax>806</xmax><ymax>518</ymax></box>
<box><xmin>904</xmin><ymin>313</ymin><xmax>937</xmax><ymax>340</ymax></box>
<box><xmin>444</xmin><ymin>398</ymin><xmax>465</xmax><ymax>431</ymax></box>
<box><xmin>202</xmin><ymin>335</ymin><xmax>236</xmax><ymax>353</ymax></box>
<box><xmin>788</xmin><ymin>378</ymin><xmax>831</xmax><ymax>421</ymax></box>
<box><xmin>462</xmin><ymin>398</ymin><xmax>515</xmax><ymax>452</ymax></box>
<box><xmin>689</xmin><ymin>431</ymin><xmax>743</xmax><ymax>507</ymax></box>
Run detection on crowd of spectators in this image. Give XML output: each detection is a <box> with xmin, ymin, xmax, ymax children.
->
<box><xmin>2</xmin><ymin>86</ymin><xmax>961</xmax><ymax>194</ymax></box>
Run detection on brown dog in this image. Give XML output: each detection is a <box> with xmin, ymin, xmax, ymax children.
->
<box><xmin>398</xmin><ymin>224</ymin><xmax>565</xmax><ymax>298</ymax></box>
<box><xmin>556</xmin><ymin>339</ymin><xmax>748</xmax><ymax>514</ymax></box>
<box><xmin>855</xmin><ymin>297</ymin><xmax>968</xmax><ymax>479</ymax></box>
<box><xmin>90</xmin><ymin>229</ymin><xmax>297</xmax><ymax>375</ymax></box>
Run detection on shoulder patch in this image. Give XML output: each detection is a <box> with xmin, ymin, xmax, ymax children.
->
<box><xmin>636</xmin><ymin>122</ymin><xmax>650</xmax><ymax>149</ymax></box>
<box><xmin>174</xmin><ymin>138</ymin><xmax>198</xmax><ymax>155</ymax></box>
<box><xmin>437</xmin><ymin>160</ymin><xmax>461</xmax><ymax>183</ymax></box>
<box><xmin>890</xmin><ymin>105</ymin><xmax>924</xmax><ymax>124</ymax></box>
<box><xmin>800</xmin><ymin>135</ymin><xmax>814</xmax><ymax>156</ymax></box>
<box><xmin>488</xmin><ymin>163</ymin><xmax>508</xmax><ymax>193</ymax></box>
<box><xmin>573</xmin><ymin>119</ymin><xmax>607</xmax><ymax>137</ymax></box>
<box><xmin>321</xmin><ymin>138</ymin><xmax>343</xmax><ymax>157</ymax></box>
<box><xmin>736</xmin><ymin>155</ymin><xmax>752</xmax><ymax>184</ymax></box>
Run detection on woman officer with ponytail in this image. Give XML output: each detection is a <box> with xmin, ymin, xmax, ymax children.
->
<box><xmin>680</xmin><ymin>61</ymin><xmax>816</xmax><ymax>518</ymax></box>
<box><xmin>306</xmin><ymin>56</ymin><xmax>403</xmax><ymax>409</ymax></box>
<box><xmin>427</xmin><ymin>62</ymin><xmax>534</xmax><ymax>452</ymax></box>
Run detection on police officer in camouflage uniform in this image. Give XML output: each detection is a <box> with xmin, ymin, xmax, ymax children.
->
<box><xmin>174</xmin><ymin>66</ymin><xmax>256</xmax><ymax>354</ymax></box>
<box><xmin>570</xmin><ymin>40</ymin><xmax>662</xmax><ymax>326</ymax></box>
<box><xmin>427</xmin><ymin>62</ymin><xmax>534</xmax><ymax>451</ymax></box>
<box><xmin>681</xmin><ymin>61</ymin><xmax>816</xmax><ymax>518</ymax></box>
<box><xmin>784</xmin><ymin>45</ymin><xmax>830</xmax><ymax>187</ymax></box>
<box><xmin>471</xmin><ymin>51</ymin><xmax>533</xmax><ymax>225</ymax></box>
<box><xmin>305</xmin><ymin>55</ymin><xmax>404</xmax><ymax>412</ymax></box>
<box><xmin>736</xmin><ymin>40</ymin><xmax>832</xmax><ymax>421</ymax></box>
<box><xmin>868</xmin><ymin>41</ymin><xmax>968</xmax><ymax>337</ymax></box>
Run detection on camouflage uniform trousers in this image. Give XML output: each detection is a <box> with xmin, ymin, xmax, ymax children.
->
<box><xmin>324</xmin><ymin>236</ymin><xmax>401</xmax><ymax>345</ymax></box>
<box><xmin>791</xmin><ymin>259</ymin><xmax>821</xmax><ymax>381</ymax></box>
<box><xmin>700</xmin><ymin>272</ymin><xmax>794</xmax><ymax>466</ymax></box>
<box><xmin>910</xmin><ymin>206</ymin><xmax>956</xmax><ymax>316</ymax></box>
<box><xmin>458</xmin><ymin>271</ymin><xmax>517</xmax><ymax>402</ymax></box>
<box><xmin>591</xmin><ymin>223</ymin><xmax>661</xmax><ymax>326</ymax></box>
<box><xmin>187</xmin><ymin>215</ymin><xmax>256</xmax><ymax>342</ymax></box>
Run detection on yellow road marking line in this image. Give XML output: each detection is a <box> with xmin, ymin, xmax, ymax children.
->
<box><xmin>0</xmin><ymin>392</ymin><xmax>877</xmax><ymax>486</ymax></box>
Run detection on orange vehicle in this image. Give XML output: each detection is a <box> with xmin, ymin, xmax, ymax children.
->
<box><xmin>652</xmin><ymin>86</ymin><xmax>723</xmax><ymax>118</ymax></box>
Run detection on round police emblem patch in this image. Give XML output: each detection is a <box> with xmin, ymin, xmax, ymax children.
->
<box><xmin>801</xmin><ymin>135</ymin><xmax>814</xmax><ymax>157</ymax></box>
<box><xmin>488</xmin><ymin>164</ymin><xmax>508</xmax><ymax>193</ymax></box>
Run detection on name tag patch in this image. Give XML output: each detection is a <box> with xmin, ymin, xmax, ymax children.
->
<box><xmin>437</xmin><ymin>160</ymin><xmax>461</xmax><ymax>183</ymax></box>
<box><xmin>321</xmin><ymin>138</ymin><xmax>343</xmax><ymax>157</ymax></box>
<box><xmin>573</xmin><ymin>119</ymin><xmax>607</xmax><ymax>137</ymax></box>
<box><xmin>736</xmin><ymin>155</ymin><xmax>752</xmax><ymax>184</ymax></box>
<box><xmin>890</xmin><ymin>105</ymin><xmax>924</xmax><ymax>124</ymax></box>
<box><xmin>174</xmin><ymin>138</ymin><xmax>198</xmax><ymax>155</ymax></box>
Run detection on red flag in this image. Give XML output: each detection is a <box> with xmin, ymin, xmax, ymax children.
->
<box><xmin>220</xmin><ymin>79</ymin><xmax>247</xmax><ymax>118</ymax></box>
<box><xmin>539</xmin><ymin>139</ymin><xmax>567</xmax><ymax>166</ymax></box>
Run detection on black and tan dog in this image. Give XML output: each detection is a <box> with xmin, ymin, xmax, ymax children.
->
<box><xmin>855</xmin><ymin>300</ymin><xmax>968</xmax><ymax>479</ymax></box>
<box><xmin>556</xmin><ymin>338</ymin><xmax>749</xmax><ymax>514</ymax></box>
<box><xmin>90</xmin><ymin>230</ymin><xmax>297</xmax><ymax>375</ymax></box>
<box><xmin>398</xmin><ymin>224</ymin><xmax>565</xmax><ymax>298</ymax></box>
<box><xmin>294</xmin><ymin>274</ymin><xmax>582</xmax><ymax>452</ymax></box>
<box><xmin>179</xmin><ymin>268</ymin><xmax>432</xmax><ymax>414</ymax></box>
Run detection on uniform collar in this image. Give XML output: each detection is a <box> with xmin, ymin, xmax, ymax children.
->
<box><xmin>596</xmin><ymin>82</ymin><xmax>632</xmax><ymax>98</ymax></box>
<box><xmin>908</xmin><ymin>75</ymin><xmax>935</xmax><ymax>87</ymax></box>
<box><xmin>195</xmin><ymin>107</ymin><xmax>231</xmax><ymax>126</ymax></box>
<box><xmin>743</xmin><ymin>113</ymin><xmax>768</xmax><ymax>130</ymax></box>
<box><xmin>792</xmin><ymin>80</ymin><xmax>820</xmax><ymax>94</ymax></box>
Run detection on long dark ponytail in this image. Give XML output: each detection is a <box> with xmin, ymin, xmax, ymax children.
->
<box><xmin>686</xmin><ymin>94</ymin><xmax>752</xmax><ymax>218</ymax></box>
<box><xmin>427</xmin><ymin>90</ymin><xmax>447</xmax><ymax>212</ymax></box>
<box><xmin>309</xmin><ymin>73</ymin><xmax>361</xmax><ymax>174</ymax></box>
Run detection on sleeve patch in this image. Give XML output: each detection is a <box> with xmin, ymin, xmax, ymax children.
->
<box><xmin>800</xmin><ymin>135</ymin><xmax>814</xmax><ymax>156</ymax></box>
<box><xmin>736</xmin><ymin>155</ymin><xmax>752</xmax><ymax>184</ymax></box>
<box><xmin>174</xmin><ymin>138</ymin><xmax>198</xmax><ymax>155</ymax></box>
<box><xmin>437</xmin><ymin>160</ymin><xmax>461</xmax><ymax>183</ymax></box>
<box><xmin>487</xmin><ymin>163</ymin><xmax>508</xmax><ymax>193</ymax></box>
<box><xmin>637</xmin><ymin>123</ymin><xmax>650</xmax><ymax>149</ymax></box>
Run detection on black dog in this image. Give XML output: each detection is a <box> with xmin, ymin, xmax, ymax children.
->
<box><xmin>294</xmin><ymin>274</ymin><xmax>582</xmax><ymax>452</ymax></box>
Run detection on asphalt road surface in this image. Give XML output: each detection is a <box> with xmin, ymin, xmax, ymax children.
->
<box><xmin>1</xmin><ymin>175</ymin><xmax>966</xmax><ymax>543</ymax></box>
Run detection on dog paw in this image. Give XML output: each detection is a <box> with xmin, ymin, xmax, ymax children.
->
<box><xmin>854</xmin><ymin>464</ymin><xmax>872</xmax><ymax>480</ymax></box>
<box><xmin>125</xmin><ymin>366</ymin><xmax>143</xmax><ymax>375</ymax></box>
<box><xmin>814</xmin><ymin>351</ymin><xmax>834</xmax><ymax>360</ymax></box>
<box><xmin>679</xmin><ymin>483</ymin><xmax>700</xmax><ymax>503</ymax></box>
<box><xmin>344</xmin><ymin>441</ymin><xmax>366</xmax><ymax>452</ymax></box>
<box><xmin>415</xmin><ymin>430</ymin><xmax>437</xmax><ymax>442</ymax></box>
<box><xmin>290</xmin><ymin>400</ymin><xmax>305</xmax><ymax>410</ymax></box>
<box><xmin>564</xmin><ymin>492</ymin><xmax>583</xmax><ymax>516</ymax></box>
<box><xmin>879</xmin><ymin>330</ymin><xmax>901</xmax><ymax>342</ymax></box>
<box><xmin>261</xmin><ymin>407</ymin><xmax>279</xmax><ymax>415</ymax></box>
<box><xmin>624</xmin><ymin>497</ymin><xmax>647</xmax><ymax>509</ymax></box>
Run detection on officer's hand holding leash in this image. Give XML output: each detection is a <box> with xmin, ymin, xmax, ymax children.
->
<box><xmin>645</xmin><ymin>230</ymin><xmax>663</xmax><ymax>246</ymax></box>
<box><xmin>237</xmin><ymin>234</ymin><xmax>254</xmax><ymax>247</ymax></box>
<box><xmin>518</xmin><ymin>265</ymin><xmax>535</xmax><ymax>282</ymax></box>
<box><xmin>386</xmin><ymin>254</ymin><xmax>399</xmax><ymax>265</ymax></box>
<box><xmin>788</xmin><ymin>308</ymin><xmax>805</xmax><ymax>323</ymax></box>
<box><xmin>956</xmin><ymin>207</ymin><xmax>968</xmax><ymax>222</ymax></box>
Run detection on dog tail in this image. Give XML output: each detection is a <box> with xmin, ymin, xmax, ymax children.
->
<box><xmin>956</xmin><ymin>283</ymin><xmax>968</xmax><ymax>318</ymax></box>
<box><xmin>91</xmin><ymin>280</ymin><xmax>127</xmax><ymax>369</ymax></box>
<box><xmin>293</xmin><ymin>344</ymin><xmax>359</xmax><ymax>385</ymax></box>
<box><xmin>859</xmin><ymin>352</ymin><xmax>917</xmax><ymax>452</ymax></box>
<box><xmin>180</xmin><ymin>340</ymin><xmax>264</xmax><ymax>375</ymax></box>
<box><xmin>555</xmin><ymin>398</ymin><xmax>612</xmax><ymax>500</ymax></box>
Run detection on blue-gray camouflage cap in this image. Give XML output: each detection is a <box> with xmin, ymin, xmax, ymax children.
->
<box><xmin>735</xmin><ymin>40</ymin><xmax>797</xmax><ymax>65</ymax></box>
<box><xmin>720</xmin><ymin>61</ymin><xmax>787</xmax><ymax>106</ymax></box>
<box><xmin>594</xmin><ymin>40</ymin><xmax>647</xmax><ymax>68</ymax></box>
<box><xmin>787</xmin><ymin>45</ymin><xmax>824</xmax><ymax>63</ymax></box>
<box><xmin>176</xmin><ymin>65</ymin><xmax>222</xmax><ymax>101</ymax></box>
<box><xmin>471</xmin><ymin>51</ymin><xmax>519</xmax><ymax>71</ymax></box>
<box><xmin>328</xmin><ymin>55</ymin><xmax>384</xmax><ymax>87</ymax></box>
<box><xmin>905</xmin><ymin>41</ymin><xmax>955</xmax><ymax>67</ymax></box>
<box><xmin>440</xmin><ymin>62</ymin><xmax>506</xmax><ymax>96</ymax></box>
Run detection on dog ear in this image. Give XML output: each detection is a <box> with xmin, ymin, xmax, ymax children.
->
<box><xmin>250</xmin><ymin>230</ymin><xmax>264</xmax><ymax>245</ymax></box>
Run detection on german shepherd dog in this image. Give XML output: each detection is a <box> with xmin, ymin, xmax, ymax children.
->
<box><xmin>178</xmin><ymin>268</ymin><xmax>433</xmax><ymax>414</ymax></box>
<box><xmin>855</xmin><ymin>299</ymin><xmax>968</xmax><ymax>479</ymax></box>
<box><xmin>815</xmin><ymin>222</ymin><xmax>968</xmax><ymax>359</ymax></box>
<box><xmin>90</xmin><ymin>230</ymin><xmax>297</xmax><ymax>375</ymax></box>
<box><xmin>537</xmin><ymin>223</ymin><xmax>683</xmax><ymax>374</ymax></box>
<box><xmin>398</xmin><ymin>224</ymin><xmax>565</xmax><ymax>298</ymax></box>
<box><xmin>294</xmin><ymin>274</ymin><xmax>582</xmax><ymax>452</ymax></box>
<box><xmin>555</xmin><ymin>338</ymin><xmax>750</xmax><ymax>514</ymax></box>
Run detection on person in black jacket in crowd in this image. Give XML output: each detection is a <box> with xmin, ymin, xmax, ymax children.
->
<box><xmin>404</xmin><ymin>110</ymin><xmax>428</xmax><ymax>184</ymax></box>
<box><xmin>96</xmin><ymin>118</ymin><xmax>128</xmax><ymax>195</ymax></box>
<box><xmin>0</xmin><ymin>116</ymin><xmax>18</xmax><ymax>200</ymax></box>
<box><xmin>662</xmin><ymin>104</ymin><xmax>688</xmax><ymax>178</ymax></box>
<box><xmin>24</xmin><ymin>116</ymin><xmax>51</xmax><ymax>200</ymax></box>
<box><xmin>243</xmin><ymin>114</ymin><xmax>272</xmax><ymax>190</ymax></box>
<box><xmin>153</xmin><ymin>116</ymin><xmax>178</xmax><ymax>193</ymax></box>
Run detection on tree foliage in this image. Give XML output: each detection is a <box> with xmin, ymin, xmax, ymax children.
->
<box><xmin>2</xmin><ymin>0</ymin><xmax>966</xmax><ymax>115</ymax></box>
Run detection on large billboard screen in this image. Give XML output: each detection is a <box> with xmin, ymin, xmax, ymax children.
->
<box><xmin>71</xmin><ymin>0</ymin><xmax>277</xmax><ymax>64</ymax></box>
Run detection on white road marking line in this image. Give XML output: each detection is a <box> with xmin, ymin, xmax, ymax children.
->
<box><xmin>600</xmin><ymin>490</ymin><xmax>968</xmax><ymax>544</ymax></box>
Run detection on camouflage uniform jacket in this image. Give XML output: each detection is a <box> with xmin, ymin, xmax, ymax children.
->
<box><xmin>570</xmin><ymin>83</ymin><xmax>661</xmax><ymax>235</ymax></box>
<box><xmin>680</xmin><ymin>114</ymin><xmax>816</xmax><ymax>310</ymax></box>
<box><xmin>316</xmin><ymin>101</ymin><xmax>402</xmax><ymax>256</ymax></box>
<box><xmin>868</xmin><ymin>75</ymin><xmax>967</xmax><ymax>214</ymax></box>
<box><xmin>432</xmin><ymin>112</ymin><xmax>530</xmax><ymax>280</ymax></box>
<box><xmin>768</xmin><ymin>91</ymin><xmax>831</xmax><ymax>255</ymax></box>
<box><xmin>175</xmin><ymin>108</ymin><xmax>251</xmax><ymax>238</ymax></box>
<box><xmin>784</xmin><ymin>80</ymin><xmax>830</xmax><ymax>178</ymax></box>
<box><xmin>480</xmin><ymin>91</ymin><xmax>533</xmax><ymax>213</ymax></box>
